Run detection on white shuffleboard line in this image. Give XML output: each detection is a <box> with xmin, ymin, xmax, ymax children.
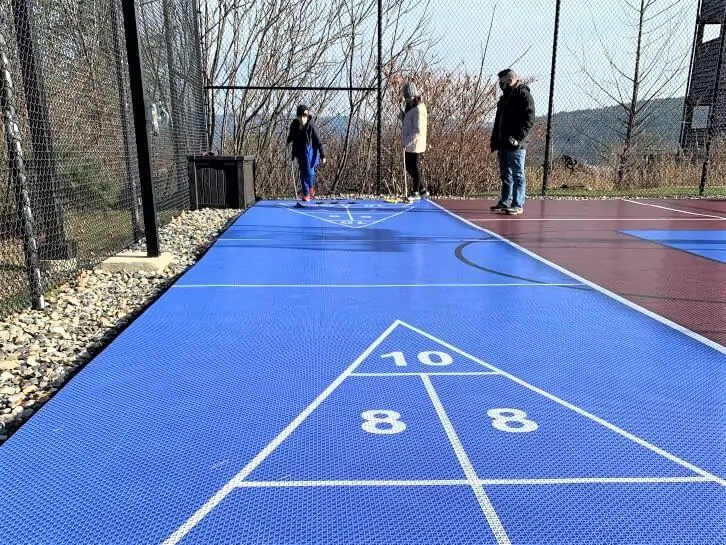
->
<box><xmin>161</xmin><ymin>320</ymin><xmax>403</xmax><ymax>545</ymax></box>
<box><xmin>428</xmin><ymin>200</ymin><xmax>726</xmax><ymax>356</ymax></box>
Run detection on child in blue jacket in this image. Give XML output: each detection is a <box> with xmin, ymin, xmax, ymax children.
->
<box><xmin>287</xmin><ymin>105</ymin><xmax>326</xmax><ymax>201</ymax></box>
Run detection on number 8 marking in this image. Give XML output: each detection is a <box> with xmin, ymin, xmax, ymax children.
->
<box><xmin>487</xmin><ymin>408</ymin><xmax>539</xmax><ymax>433</ymax></box>
<box><xmin>361</xmin><ymin>410</ymin><xmax>407</xmax><ymax>434</ymax></box>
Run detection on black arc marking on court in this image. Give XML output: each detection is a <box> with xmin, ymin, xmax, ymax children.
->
<box><xmin>454</xmin><ymin>241</ymin><xmax>726</xmax><ymax>306</ymax></box>
<box><xmin>454</xmin><ymin>242</ymin><xmax>593</xmax><ymax>292</ymax></box>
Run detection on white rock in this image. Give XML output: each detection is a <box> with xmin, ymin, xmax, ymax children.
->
<box><xmin>0</xmin><ymin>208</ymin><xmax>241</xmax><ymax>444</ymax></box>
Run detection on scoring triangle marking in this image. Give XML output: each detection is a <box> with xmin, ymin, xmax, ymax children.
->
<box><xmin>355</xmin><ymin>322</ymin><xmax>498</xmax><ymax>374</ymax></box>
<box><xmin>394</xmin><ymin>321</ymin><xmax>725</xmax><ymax>487</ymax></box>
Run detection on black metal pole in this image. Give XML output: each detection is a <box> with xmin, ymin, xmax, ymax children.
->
<box><xmin>121</xmin><ymin>0</ymin><xmax>160</xmax><ymax>257</ymax></box>
<box><xmin>11</xmin><ymin>0</ymin><xmax>73</xmax><ymax>259</ymax></box>
<box><xmin>376</xmin><ymin>0</ymin><xmax>383</xmax><ymax>196</ymax></box>
<box><xmin>542</xmin><ymin>0</ymin><xmax>561</xmax><ymax>196</ymax></box>
<box><xmin>699</xmin><ymin>3</ymin><xmax>726</xmax><ymax>196</ymax></box>
<box><xmin>111</xmin><ymin>0</ymin><xmax>143</xmax><ymax>242</ymax></box>
<box><xmin>0</xmin><ymin>29</ymin><xmax>44</xmax><ymax>310</ymax></box>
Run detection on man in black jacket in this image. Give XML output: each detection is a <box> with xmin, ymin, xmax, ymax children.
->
<box><xmin>287</xmin><ymin>105</ymin><xmax>326</xmax><ymax>201</ymax></box>
<box><xmin>490</xmin><ymin>69</ymin><xmax>535</xmax><ymax>215</ymax></box>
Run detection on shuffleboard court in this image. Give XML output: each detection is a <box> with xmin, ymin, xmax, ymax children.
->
<box><xmin>1</xmin><ymin>199</ymin><xmax>724</xmax><ymax>544</ymax></box>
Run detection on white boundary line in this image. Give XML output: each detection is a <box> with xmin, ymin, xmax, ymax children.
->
<box><xmin>351</xmin><ymin>372</ymin><xmax>501</xmax><ymax>377</ymax></box>
<box><xmin>428</xmin><ymin>199</ymin><xmax>726</xmax><ymax>355</ymax></box>
<box><xmin>420</xmin><ymin>374</ymin><xmax>511</xmax><ymax>545</ymax></box>
<box><xmin>400</xmin><ymin>320</ymin><xmax>726</xmax><ymax>488</ymax></box>
<box><xmin>214</xmin><ymin>238</ymin><xmax>275</xmax><ymax>241</ymax></box>
<box><xmin>171</xmin><ymin>283</ymin><xmax>585</xmax><ymax>289</ymax></box>
<box><xmin>238</xmin><ymin>479</ymin><xmax>469</xmax><ymax>487</ymax></box>
<box><xmin>280</xmin><ymin>202</ymin><xmax>413</xmax><ymax>229</ymax></box>
<box><xmin>161</xmin><ymin>320</ymin><xmax>402</xmax><ymax>545</ymax></box>
<box><xmin>347</xmin><ymin>205</ymin><xmax>414</xmax><ymax>229</ymax></box>
<box><xmin>215</xmin><ymin>238</ymin><xmax>505</xmax><ymax>243</ymax></box>
<box><xmin>467</xmin><ymin>217</ymin><xmax>726</xmax><ymax>222</ymax></box>
<box><xmin>283</xmin><ymin>204</ymin><xmax>352</xmax><ymax>227</ymax></box>
<box><xmin>623</xmin><ymin>199</ymin><xmax>726</xmax><ymax>219</ymax></box>
<box><xmin>236</xmin><ymin>475</ymin><xmax>715</xmax><ymax>488</ymax></box>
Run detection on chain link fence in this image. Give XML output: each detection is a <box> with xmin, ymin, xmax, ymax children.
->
<box><xmin>205</xmin><ymin>0</ymin><xmax>725</xmax><ymax>199</ymax></box>
<box><xmin>543</xmin><ymin>0</ymin><xmax>708</xmax><ymax>196</ymax></box>
<box><xmin>138</xmin><ymin>0</ymin><xmax>206</xmax><ymax>224</ymax></box>
<box><xmin>3</xmin><ymin>0</ymin><xmax>724</xmax><ymax>315</ymax></box>
<box><xmin>200</xmin><ymin>0</ymin><xmax>384</xmax><ymax>196</ymax></box>
<box><xmin>0</xmin><ymin>0</ymin><xmax>206</xmax><ymax>317</ymax></box>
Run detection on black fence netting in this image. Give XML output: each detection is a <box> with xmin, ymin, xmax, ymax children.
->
<box><xmin>204</xmin><ymin>0</ymin><xmax>726</xmax><ymax>199</ymax></box>
<box><xmin>0</xmin><ymin>0</ymin><xmax>206</xmax><ymax>316</ymax></box>
<box><xmin>4</xmin><ymin>0</ymin><xmax>726</xmax><ymax>315</ymax></box>
<box><xmin>137</xmin><ymin>0</ymin><xmax>206</xmax><ymax>224</ymax></box>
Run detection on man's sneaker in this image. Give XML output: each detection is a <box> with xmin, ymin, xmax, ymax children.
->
<box><xmin>303</xmin><ymin>195</ymin><xmax>311</xmax><ymax>202</ymax></box>
<box><xmin>505</xmin><ymin>206</ymin><xmax>523</xmax><ymax>215</ymax></box>
<box><xmin>490</xmin><ymin>202</ymin><xmax>508</xmax><ymax>211</ymax></box>
<box><xmin>420</xmin><ymin>189</ymin><xmax>430</xmax><ymax>198</ymax></box>
<box><xmin>408</xmin><ymin>192</ymin><xmax>421</xmax><ymax>201</ymax></box>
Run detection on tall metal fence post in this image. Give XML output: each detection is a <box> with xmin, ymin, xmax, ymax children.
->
<box><xmin>0</xmin><ymin>30</ymin><xmax>44</xmax><ymax>310</ymax></box>
<box><xmin>376</xmin><ymin>0</ymin><xmax>382</xmax><ymax>196</ymax></box>
<box><xmin>121</xmin><ymin>0</ymin><xmax>160</xmax><ymax>257</ymax></box>
<box><xmin>699</xmin><ymin>4</ymin><xmax>726</xmax><ymax>196</ymax></box>
<box><xmin>542</xmin><ymin>0</ymin><xmax>561</xmax><ymax>196</ymax></box>
<box><xmin>110</xmin><ymin>0</ymin><xmax>143</xmax><ymax>242</ymax></box>
<box><xmin>11</xmin><ymin>0</ymin><xmax>73</xmax><ymax>260</ymax></box>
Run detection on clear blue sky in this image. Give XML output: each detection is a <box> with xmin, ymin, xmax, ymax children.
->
<box><xmin>420</xmin><ymin>0</ymin><xmax>698</xmax><ymax>114</ymax></box>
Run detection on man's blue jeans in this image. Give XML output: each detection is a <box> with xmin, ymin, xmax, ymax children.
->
<box><xmin>498</xmin><ymin>148</ymin><xmax>526</xmax><ymax>208</ymax></box>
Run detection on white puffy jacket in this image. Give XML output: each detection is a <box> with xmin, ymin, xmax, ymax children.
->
<box><xmin>402</xmin><ymin>101</ymin><xmax>428</xmax><ymax>153</ymax></box>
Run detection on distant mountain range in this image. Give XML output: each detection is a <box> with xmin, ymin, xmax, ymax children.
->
<box><xmin>212</xmin><ymin>97</ymin><xmax>688</xmax><ymax>165</ymax></box>
<box><xmin>534</xmin><ymin>97</ymin><xmax>686</xmax><ymax>165</ymax></box>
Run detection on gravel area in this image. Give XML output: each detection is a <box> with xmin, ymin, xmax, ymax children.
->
<box><xmin>0</xmin><ymin>208</ymin><xmax>242</xmax><ymax>445</ymax></box>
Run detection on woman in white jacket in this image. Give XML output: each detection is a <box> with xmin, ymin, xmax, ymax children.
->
<box><xmin>401</xmin><ymin>81</ymin><xmax>429</xmax><ymax>200</ymax></box>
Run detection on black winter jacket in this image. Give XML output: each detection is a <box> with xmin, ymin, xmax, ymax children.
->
<box><xmin>287</xmin><ymin>118</ymin><xmax>326</xmax><ymax>161</ymax></box>
<box><xmin>490</xmin><ymin>83</ymin><xmax>535</xmax><ymax>152</ymax></box>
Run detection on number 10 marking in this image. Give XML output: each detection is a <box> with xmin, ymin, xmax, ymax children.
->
<box><xmin>381</xmin><ymin>350</ymin><xmax>453</xmax><ymax>367</ymax></box>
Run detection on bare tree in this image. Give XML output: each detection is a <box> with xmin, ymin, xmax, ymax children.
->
<box><xmin>570</xmin><ymin>0</ymin><xmax>692</xmax><ymax>187</ymax></box>
<box><xmin>199</xmin><ymin>0</ymin><xmax>432</xmax><ymax>195</ymax></box>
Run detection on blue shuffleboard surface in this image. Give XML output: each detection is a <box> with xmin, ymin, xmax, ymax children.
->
<box><xmin>1</xmin><ymin>199</ymin><xmax>725</xmax><ymax>544</ymax></box>
<box><xmin>621</xmin><ymin>229</ymin><xmax>726</xmax><ymax>264</ymax></box>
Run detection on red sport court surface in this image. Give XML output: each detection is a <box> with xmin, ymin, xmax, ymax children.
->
<box><xmin>435</xmin><ymin>198</ymin><xmax>726</xmax><ymax>347</ymax></box>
